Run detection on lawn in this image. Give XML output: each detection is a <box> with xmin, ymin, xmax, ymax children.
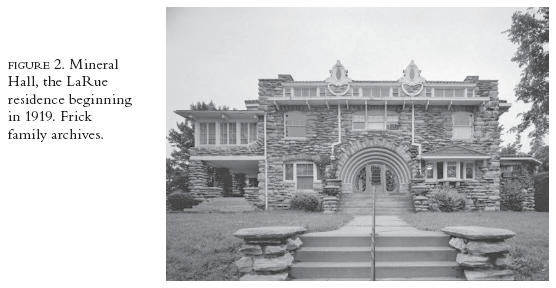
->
<box><xmin>166</xmin><ymin>211</ymin><xmax>353</xmax><ymax>281</ymax></box>
<box><xmin>400</xmin><ymin>211</ymin><xmax>549</xmax><ymax>281</ymax></box>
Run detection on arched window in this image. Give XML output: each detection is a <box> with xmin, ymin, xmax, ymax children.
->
<box><xmin>452</xmin><ymin>112</ymin><xmax>474</xmax><ymax>139</ymax></box>
<box><xmin>352</xmin><ymin>110</ymin><xmax>399</xmax><ymax>130</ymax></box>
<box><xmin>284</xmin><ymin>111</ymin><xmax>306</xmax><ymax>138</ymax></box>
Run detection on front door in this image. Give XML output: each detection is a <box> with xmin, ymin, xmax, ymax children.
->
<box><xmin>354</xmin><ymin>164</ymin><xmax>399</xmax><ymax>193</ymax></box>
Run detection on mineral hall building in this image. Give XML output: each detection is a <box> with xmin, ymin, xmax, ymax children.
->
<box><xmin>175</xmin><ymin>61</ymin><xmax>539</xmax><ymax>213</ymax></box>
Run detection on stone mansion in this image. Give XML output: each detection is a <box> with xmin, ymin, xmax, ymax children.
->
<box><xmin>175</xmin><ymin>61</ymin><xmax>539</xmax><ymax>212</ymax></box>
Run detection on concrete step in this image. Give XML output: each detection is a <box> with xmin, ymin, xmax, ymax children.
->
<box><xmin>299</xmin><ymin>234</ymin><xmax>451</xmax><ymax>248</ymax></box>
<box><xmin>292</xmin><ymin>277</ymin><xmax>465</xmax><ymax>281</ymax></box>
<box><xmin>341</xmin><ymin>193</ymin><xmax>411</xmax><ymax>198</ymax></box>
<box><xmin>289</xmin><ymin>261</ymin><xmax>463</xmax><ymax>279</ymax></box>
<box><xmin>340</xmin><ymin>203</ymin><xmax>415</xmax><ymax>208</ymax></box>
<box><xmin>294</xmin><ymin>246</ymin><xmax>457</xmax><ymax>262</ymax></box>
<box><xmin>337</xmin><ymin>208</ymin><xmax>415</xmax><ymax>215</ymax></box>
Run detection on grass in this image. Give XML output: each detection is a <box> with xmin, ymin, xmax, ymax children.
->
<box><xmin>400</xmin><ymin>211</ymin><xmax>549</xmax><ymax>281</ymax></box>
<box><xmin>166</xmin><ymin>211</ymin><xmax>353</xmax><ymax>281</ymax></box>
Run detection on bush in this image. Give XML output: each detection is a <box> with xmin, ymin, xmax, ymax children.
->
<box><xmin>500</xmin><ymin>179</ymin><xmax>526</xmax><ymax>211</ymax></box>
<box><xmin>534</xmin><ymin>172</ymin><xmax>549</xmax><ymax>212</ymax></box>
<box><xmin>431</xmin><ymin>187</ymin><xmax>466</xmax><ymax>212</ymax></box>
<box><xmin>289</xmin><ymin>192</ymin><xmax>319</xmax><ymax>212</ymax></box>
<box><xmin>167</xmin><ymin>192</ymin><xmax>199</xmax><ymax>211</ymax></box>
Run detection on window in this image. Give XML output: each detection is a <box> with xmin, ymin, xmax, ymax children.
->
<box><xmin>319</xmin><ymin>87</ymin><xmax>326</xmax><ymax>97</ymax></box>
<box><xmin>283</xmin><ymin>162</ymin><xmax>319</xmax><ymax>190</ymax></box>
<box><xmin>452</xmin><ymin>112</ymin><xmax>474</xmax><ymax>139</ymax></box>
<box><xmin>208</xmin><ymin>123</ymin><xmax>216</xmax><ymax>144</ymax></box>
<box><xmin>241</xmin><ymin>123</ymin><xmax>249</xmax><ymax>144</ymax></box>
<box><xmin>229</xmin><ymin>123</ymin><xmax>237</xmax><ymax>144</ymax></box>
<box><xmin>352</xmin><ymin>110</ymin><xmax>400</xmax><ymax>131</ymax></box>
<box><xmin>352</xmin><ymin>88</ymin><xmax>360</xmax><ymax>97</ymax></box>
<box><xmin>425</xmin><ymin>161</ymin><xmax>475</xmax><ymax>180</ymax></box>
<box><xmin>362</xmin><ymin>87</ymin><xmax>390</xmax><ymax>98</ymax></box>
<box><xmin>285</xmin><ymin>111</ymin><xmax>306</xmax><ymax>138</ymax></box>
<box><xmin>293</xmin><ymin>88</ymin><xmax>317</xmax><ymax>97</ymax></box>
<box><xmin>393</xmin><ymin>88</ymin><xmax>400</xmax><ymax>97</ymax></box>
<box><xmin>285</xmin><ymin>88</ymin><xmax>292</xmax><ymax>97</ymax></box>
<box><xmin>200</xmin><ymin>123</ymin><xmax>208</xmax><ymax>145</ymax></box>
<box><xmin>466</xmin><ymin>88</ymin><xmax>475</xmax><ymax>97</ymax></box>
<box><xmin>220</xmin><ymin>123</ymin><xmax>228</xmax><ymax>144</ymax></box>
<box><xmin>426</xmin><ymin>88</ymin><xmax>432</xmax><ymax>97</ymax></box>
<box><xmin>435</xmin><ymin>88</ymin><xmax>465</xmax><ymax>97</ymax></box>
<box><xmin>249</xmin><ymin>123</ymin><xmax>257</xmax><ymax>142</ymax></box>
<box><xmin>352</xmin><ymin>114</ymin><xmax>366</xmax><ymax>130</ymax></box>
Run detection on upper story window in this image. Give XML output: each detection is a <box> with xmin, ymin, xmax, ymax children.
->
<box><xmin>352</xmin><ymin>110</ymin><xmax>400</xmax><ymax>131</ymax></box>
<box><xmin>199</xmin><ymin>122</ymin><xmax>256</xmax><ymax>146</ymax></box>
<box><xmin>362</xmin><ymin>88</ymin><xmax>390</xmax><ymax>98</ymax></box>
<box><xmin>452</xmin><ymin>112</ymin><xmax>474</xmax><ymax>139</ymax></box>
<box><xmin>285</xmin><ymin>111</ymin><xmax>306</xmax><ymax>138</ymax></box>
<box><xmin>293</xmin><ymin>88</ymin><xmax>317</xmax><ymax>97</ymax></box>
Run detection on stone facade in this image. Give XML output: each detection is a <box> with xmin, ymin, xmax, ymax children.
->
<box><xmin>184</xmin><ymin>61</ymin><xmax>509</xmax><ymax>211</ymax></box>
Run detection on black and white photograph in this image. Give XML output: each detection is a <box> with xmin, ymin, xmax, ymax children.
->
<box><xmin>166</xmin><ymin>7</ymin><xmax>549</xmax><ymax>281</ymax></box>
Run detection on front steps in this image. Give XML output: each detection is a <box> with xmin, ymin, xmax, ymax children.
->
<box><xmin>188</xmin><ymin>197</ymin><xmax>255</xmax><ymax>212</ymax></box>
<box><xmin>290</xmin><ymin>231</ymin><xmax>464</xmax><ymax>280</ymax></box>
<box><xmin>338</xmin><ymin>192</ymin><xmax>415</xmax><ymax>215</ymax></box>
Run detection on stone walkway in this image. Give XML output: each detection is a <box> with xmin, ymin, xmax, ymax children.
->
<box><xmin>306</xmin><ymin>215</ymin><xmax>445</xmax><ymax>236</ymax></box>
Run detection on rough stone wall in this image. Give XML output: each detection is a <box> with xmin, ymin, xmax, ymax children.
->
<box><xmin>189</xmin><ymin>78</ymin><xmax>503</xmax><ymax>211</ymax></box>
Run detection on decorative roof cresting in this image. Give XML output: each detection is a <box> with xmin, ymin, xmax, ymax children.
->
<box><xmin>399</xmin><ymin>60</ymin><xmax>426</xmax><ymax>97</ymax></box>
<box><xmin>325</xmin><ymin>60</ymin><xmax>352</xmax><ymax>96</ymax></box>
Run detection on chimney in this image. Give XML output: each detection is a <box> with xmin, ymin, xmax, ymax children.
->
<box><xmin>278</xmin><ymin>74</ymin><xmax>294</xmax><ymax>82</ymax></box>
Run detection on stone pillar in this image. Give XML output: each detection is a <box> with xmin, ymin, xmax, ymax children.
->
<box><xmin>442</xmin><ymin>226</ymin><xmax>516</xmax><ymax>281</ymax></box>
<box><xmin>243</xmin><ymin>187</ymin><xmax>259</xmax><ymax>207</ymax></box>
<box><xmin>231</xmin><ymin>173</ymin><xmax>243</xmax><ymax>196</ymax></box>
<box><xmin>410</xmin><ymin>179</ymin><xmax>431</xmax><ymax>212</ymax></box>
<box><xmin>233</xmin><ymin>227</ymin><xmax>306</xmax><ymax>281</ymax></box>
<box><xmin>187</xmin><ymin>160</ymin><xmax>210</xmax><ymax>203</ymax></box>
<box><xmin>256</xmin><ymin>160</ymin><xmax>266</xmax><ymax>209</ymax></box>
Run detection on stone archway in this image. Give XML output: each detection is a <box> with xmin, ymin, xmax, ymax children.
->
<box><xmin>337</xmin><ymin>138</ymin><xmax>414</xmax><ymax>193</ymax></box>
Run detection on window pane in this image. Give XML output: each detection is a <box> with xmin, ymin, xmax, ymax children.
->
<box><xmin>240</xmin><ymin>123</ymin><xmax>248</xmax><ymax>144</ymax></box>
<box><xmin>436</xmin><ymin>89</ymin><xmax>444</xmax><ymax>97</ymax></box>
<box><xmin>294</xmin><ymin>89</ymin><xmax>301</xmax><ymax>97</ymax></box>
<box><xmin>393</xmin><ymin>88</ymin><xmax>399</xmax><ymax>97</ymax></box>
<box><xmin>460</xmin><ymin>162</ymin><xmax>464</xmax><ymax>179</ymax></box>
<box><xmin>297</xmin><ymin>164</ymin><xmax>306</xmax><ymax>176</ymax></box>
<box><xmin>426</xmin><ymin>88</ymin><xmax>432</xmax><ymax>97</ymax></box>
<box><xmin>302</xmin><ymin>88</ymin><xmax>309</xmax><ymax>97</ymax></box>
<box><xmin>453</xmin><ymin>127</ymin><xmax>473</xmax><ymax>138</ymax></box>
<box><xmin>362</xmin><ymin>88</ymin><xmax>371</xmax><ymax>97</ymax></box>
<box><xmin>285</xmin><ymin>164</ymin><xmax>293</xmax><ymax>180</ymax></box>
<box><xmin>297</xmin><ymin>177</ymin><xmax>314</xmax><ymax>189</ymax></box>
<box><xmin>309</xmin><ymin>88</ymin><xmax>317</xmax><ymax>97</ymax></box>
<box><xmin>353</xmin><ymin>115</ymin><xmax>365</xmax><ymax>122</ymax></box>
<box><xmin>229</xmin><ymin>123</ymin><xmax>236</xmax><ymax>144</ymax></box>
<box><xmin>367</xmin><ymin>122</ymin><xmax>383</xmax><ymax>130</ymax></box>
<box><xmin>353</xmin><ymin>122</ymin><xmax>365</xmax><ymax>129</ymax></box>
<box><xmin>208</xmin><ymin>123</ymin><xmax>216</xmax><ymax>145</ymax></box>
<box><xmin>445</xmin><ymin>89</ymin><xmax>454</xmax><ymax>97</ymax></box>
<box><xmin>466</xmin><ymin>163</ymin><xmax>473</xmax><ymax>179</ymax></box>
<box><xmin>371</xmin><ymin>88</ymin><xmax>380</xmax><ymax>97</ymax></box>
<box><xmin>426</xmin><ymin>163</ymin><xmax>434</xmax><ymax>179</ymax></box>
<box><xmin>286</xmin><ymin>126</ymin><xmax>306</xmax><ymax>137</ymax></box>
<box><xmin>387</xmin><ymin>115</ymin><xmax>399</xmax><ymax>122</ymax></box>
<box><xmin>381</xmin><ymin>88</ymin><xmax>390</xmax><ymax>97</ymax></box>
<box><xmin>200</xmin><ymin>123</ymin><xmax>207</xmax><ymax>145</ymax></box>
<box><xmin>455</xmin><ymin>89</ymin><xmax>464</xmax><ymax>97</ymax></box>
<box><xmin>319</xmin><ymin>87</ymin><xmax>326</xmax><ymax>96</ymax></box>
<box><xmin>447</xmin><ymin>162</ymin><xmax>457</xmax><ymax>178</ymax></box>
<box><xmin>220</xmin><ymin>123</ymin><xmax>227</xmax><ymax>144</ymax></box>
<box><xmin>437</xmin><ymin>162</ymin><xmax>444</xmax><ymax>179</ymax></box>
<box><xmin>249</xmin><ymin>123</ymin><xmax>257</xmax><ymax>142</ymax></box>
<box><xmin>467</xmin><ymin>88</ymin><xmax>474</xmax><ymax>97</ymax></box>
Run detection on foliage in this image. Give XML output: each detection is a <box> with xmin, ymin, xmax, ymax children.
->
<box><xmin>503</xmin><ymin>8</ymin><xmax>549</xmax><ymax>143</ymax></box>
<box><xmin>166</xmin><ymin>158</ymin><xmax>188</xmax><ymax>194</ymax></box>
<box><xmin>314</xmin><ymin>156</ymin><xmax>331</xmax><ymax>182</ymax></box>
<box><xmin>166</xmin><ymin>211</ymin><xmax>353</xmax><ymax>280</ymax></box>
<box><xmin>323</xmin><ymin>187</ymin><xmax>341</xmax><ymax>196</ymax></box>
<box><xmin>531</xmin><ymin>144</ymin><xmax>549</xmax><ymax>172</ymax></box>
<box><xmin>289</xmin><ymin>192</ymin><xmax>320</xmax><ymax>212</ymax></box>
<box><xmin>431</xmin><ymin>187</ymin><xmax>466</xmax><ymax>212</ymax></box>
<box><xmin>533</xmin><ymin>171</ymin><xmax>549</xmax><ymax>212</ymax></box>
<box><xmin>166</xmin><ymin>192</ymin><xmax>200</xmax><ymax>211</ymax></box>
<box><xmin>400</xmin><ymin>211</ymin><xmax>549</xmax><ymax>281</ymax></box>
<box><xmin>500</xmin><ymin>140</ymin><xmax>526</xmax><ymax>155</ymax></box>
<box><xmin>500</xmin><ymin>179</ymin><xmax>526</xmax><ymax>211</ymax></box>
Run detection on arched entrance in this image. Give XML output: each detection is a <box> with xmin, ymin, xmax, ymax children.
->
<box><xmin>339</xmin><ymin>145</ymin><xmax>412</xmax><ymax>194</ymax></box>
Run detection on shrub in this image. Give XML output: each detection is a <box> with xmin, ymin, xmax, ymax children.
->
<box><xmin>167</xmin><ymin>192</ymin><xmax>199</xmax><ymax>211</ymax></box>
<box><xmin>500</xmin><ymin>179</ymin><xmax>526</xmax><ymax>211</ymax></box>
<box><xmin>431</xmin><ymin>187</ymin><xmax>466</xmax><ymax>212</ymax></box>
<box><xmin>289</xmin><ymin>192</ymin><xmax>319</xmax><ymax>212</ymax></box>
<box><xmin>534</xmin><ymin>171</ymin><xmax>549</xmax><ymax>212</ymax></box>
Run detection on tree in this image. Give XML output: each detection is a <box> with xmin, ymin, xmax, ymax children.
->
<box><xmin>503</xmin><ymin>7</ymin><xmax>549</xmax><ymax>143</ymax></box>
<box><xmin>530</xmin><ymin>141</ymin><xmax>549</xmax><ymax>172</ymax></box>
<box><xmin>166</xmin><ymin>101</ymin><xmax>231</xmax><ymax>193</ymax></box>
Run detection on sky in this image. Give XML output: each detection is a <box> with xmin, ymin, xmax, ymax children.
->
<box><xmin>166</xmin><ymin>7</ymin><xmax>547</xmax><ymax>158</ymax></box>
